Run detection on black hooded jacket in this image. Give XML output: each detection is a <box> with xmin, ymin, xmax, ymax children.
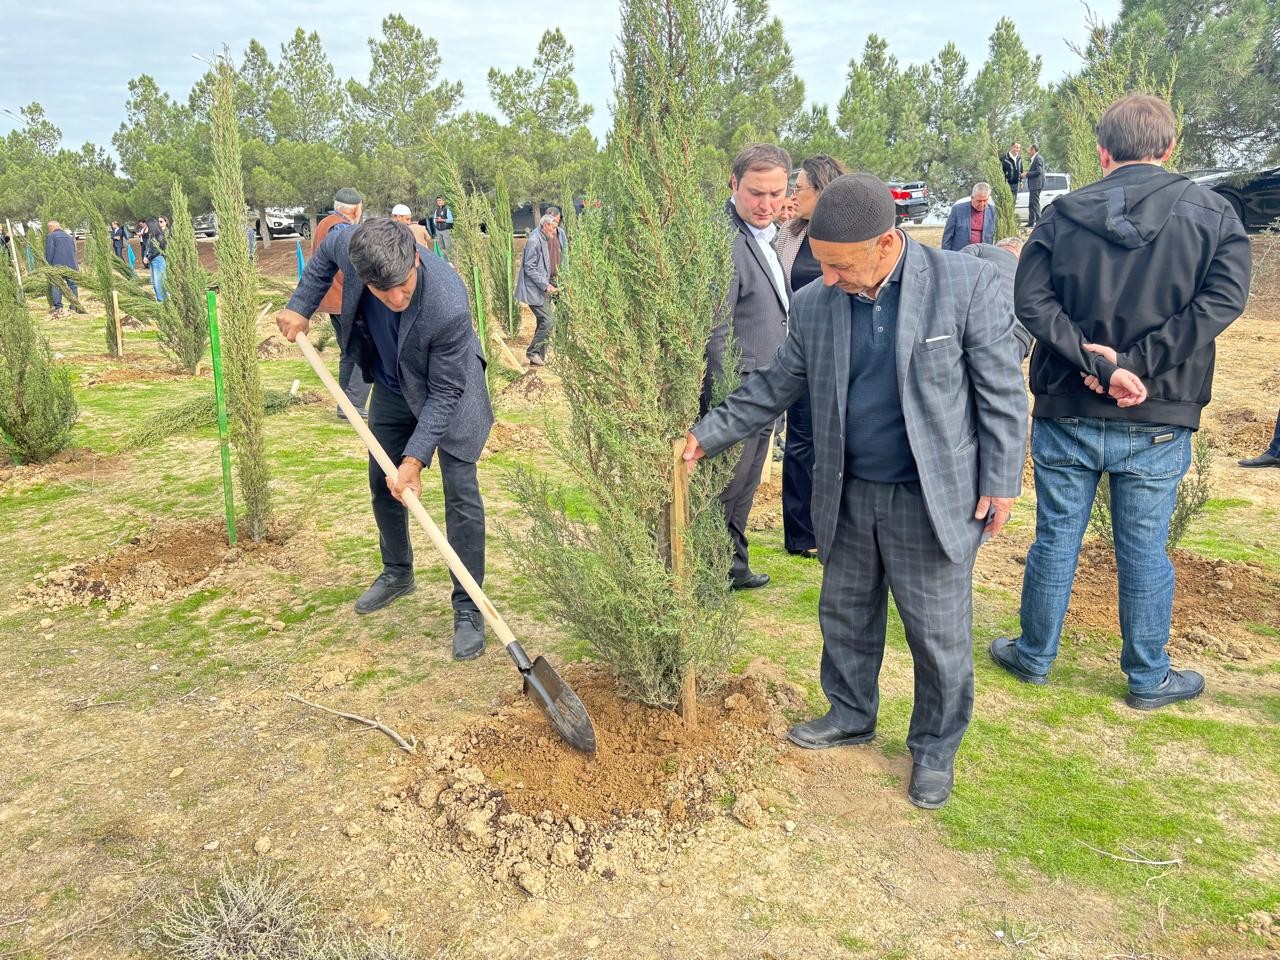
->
<box><xmin>1014</xmin><ymin>163</ymin><xmax>1251</xmax><ymax>428</ymax></box>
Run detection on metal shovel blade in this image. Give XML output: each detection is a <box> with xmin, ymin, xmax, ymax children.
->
<box><xmin>522</xmin><ymin>655</ymin><xmax>598</xmax><ymax>754</ymax></box>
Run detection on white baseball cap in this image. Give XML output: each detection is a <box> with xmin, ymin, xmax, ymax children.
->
<box><xmin>391</xmin><ymin>203</ymin><xmax>411</xmax><ymax>217</ymax></box>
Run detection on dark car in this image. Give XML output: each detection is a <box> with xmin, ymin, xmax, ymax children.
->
<box><xmin>1192</xmin><ymin>166</ymin><xmax>1280</xmax><ymax>231</ymax></box>
<box><xmin>193</xmin><ymin>212</ymin><xmax>217</xmax><ymax>237</ymax></box>
<box><xmin>886</xmin><ymin>180</ymin><xmax>929</xmax><ymax>224</ymax></box>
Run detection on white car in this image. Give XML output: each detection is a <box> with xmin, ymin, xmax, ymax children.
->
<box><xmin>1016</xmin><ymin>172</ymin><xmax>1071</xmax><ymax>223</ymax></box>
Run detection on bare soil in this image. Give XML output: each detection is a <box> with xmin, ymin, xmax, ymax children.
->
<box><xmin>25</xmin><ymin>519</ymin><xmax>287</xmax><ymax>611</ymax></box>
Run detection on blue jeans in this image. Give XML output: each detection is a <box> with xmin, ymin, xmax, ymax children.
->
<box><xmin>1014</xmin><ymin>416</ymin><xmax>1192</xmax><ymax>692</ymax></box>
<box><xmin>150</xmin><ymin>255</ymin><xmax>167</xmax><ymax>302</ymax></box>
<box><xmin>50</xmin><ymin>280</ymin><xmax>78</xmax><ymax>309</ymax></box>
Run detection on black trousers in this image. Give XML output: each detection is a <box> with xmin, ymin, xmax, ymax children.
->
<box><xmin>781</xmin><ymin>390</ymin><xmax>816</xmax><ymax>554</ymax></box>
<box><xmin>527</xmin><ymin>302</ymin><xmax>554</xmax><ymax>360</ymax></box>
<box><xmin>367</xmin><ymin>387</ymin><xmax>485</xmax><ymax>614</ymax></box>
<box><xmin>330</xmin><ymin>314</ymin><xmax>371</xmax><ymax>411</ymax></box>
<box><xmin>719</xmin><ymin>423</ymin><xmax>773</xmax><ymax>581</ymax></box>
<box><xmin>1027</xmin><ymin>187</ymin><xmax>1042</xmax><ymax>228</ymax></box>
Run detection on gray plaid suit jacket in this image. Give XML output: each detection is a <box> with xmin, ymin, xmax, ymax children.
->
<box><xmin>692</xmin><ymin>237</ymin><xmax>1028</xmax><ymax>564</ymax></box>
<box><xmin>287</xmin><ymin>226</ymin><xmax>493</xmax><ymax>466</ymax></box>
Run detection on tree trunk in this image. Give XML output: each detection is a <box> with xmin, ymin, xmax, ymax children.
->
<box><xmin>257</xmin><ymin>206</ymin><xmax>272</xmax><ymax>249</ymax></box>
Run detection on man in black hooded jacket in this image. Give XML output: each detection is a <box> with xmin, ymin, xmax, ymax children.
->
<box><xmin>991</xmin><ymin>93</ymin><xmax>1251</xmax><ymax>711</ymax></box>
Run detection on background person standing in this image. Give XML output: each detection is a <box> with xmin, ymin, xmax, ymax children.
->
<box><xmin>1025</xmin><ymin>143</ymin><xmax>1046</xmax><ymax>228</ymax></box>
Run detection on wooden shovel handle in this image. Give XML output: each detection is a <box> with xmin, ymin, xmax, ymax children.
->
<box><xmin>295</xmin><ymin>330</ymin><xmax>520</xmax><ymax>652</ymax></box>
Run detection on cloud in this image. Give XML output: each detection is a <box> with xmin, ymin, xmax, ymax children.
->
<box><xmin>1</xmin><ymin>0</ymin><xmax>1116</xmax><ymax>153</ymax></box>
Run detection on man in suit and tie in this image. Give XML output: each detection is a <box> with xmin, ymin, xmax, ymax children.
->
<box><xmin>685</xmin><ymin>174</ymin><xmax>1028</xmax><ymax>808</ymax></box>
<box><xmin>1025</xmin><ymin>143</ymin><xmax>1046</xmax><ymax>227</ymax></box>
<box><xmin>275</xmin><ymin>218</ymin><xmax>494</xmax><ymax>661</ymax></box>
<box><xmin>708</xmin><ymin>143</ymin><xmax>793</xmax><ymax>590</ymax></box>
<box><xmin>941</xmin><ymin>183</ymin><xmax>996</xmax><ymax>252</ymax></box>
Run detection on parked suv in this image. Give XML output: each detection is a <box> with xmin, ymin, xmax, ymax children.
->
<box><xmin>193</xmin><ymin>212</ymin><xmax>217</xmax><ymax>237</ymax></box>
<box><xmin>887</xmin><ymin>180</ymin><xmax>929</xmax><ymax>224</ymax></box>
<box><xmin>1015</xmin><ymin>172</ymin><xmax>1071</xmax><ymax>223</ymax></box>
<box><xmin>1190</xmin><ymin>166</ymin><xmax>1280</xmax><ymax>230</ymax></box>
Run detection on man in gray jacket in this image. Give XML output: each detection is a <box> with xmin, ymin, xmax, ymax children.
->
<box><xmin>276</xmin><ymin>218</ymin><xmax>494</xmax><ymax>661</ymax></box>
<box><xmin>708</xmin><ymin>143</ymin><xmax>792</xmax><ymax>590</ymax></box>
<box><xmin>516</xmin><ymin>214</ymin><xmax>561</xmax><ymax>366</ymax></box>
<box><xmin>685</xmin><ymin>174</ymin><xmax>1028</xmax><ymax>808</ymax></box>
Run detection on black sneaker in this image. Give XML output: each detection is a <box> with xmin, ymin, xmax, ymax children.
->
<box><xmin>988</xmin><ymin>637</ymin><xmax>1049</xmax><ymax>685</ymax></box>
<box><xmin>353</xmin><ymin>573</ymin><xmax>416</xmax><ymax>615</ymax></box>
<box><xmin>1126</xmin><ymin>669</ymin><xmax>1205</xmax><ymax>710</ymax></box>
<box><xmin>452</xmin><ymin>610</ymin><xmax>485</xmax><ymax>661</ymax></box>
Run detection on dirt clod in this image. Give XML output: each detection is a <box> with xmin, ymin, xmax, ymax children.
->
<box><xmin>253</xmin><ymin>836</ymin><xmax>272</xmax><ymax>855</ymax></box>
<box><xmin>732</xmin><ymin>791</ymin><xmax>764</xmax><ymax>829</ymax></box>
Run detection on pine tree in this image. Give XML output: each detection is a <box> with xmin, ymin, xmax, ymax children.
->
<box><xmin>211</xmin><ymin>54</ymin><xmax>272</xmax><ymax>541</ymax></box>
<box><xmin>158</xmin><ymin>179</ymin><xmax>211</xmax><ymax>373</ymax></box>
<box><xmin>506</xmin><ymin>0</ymin><xmax>741</xmax><ymax>707</ymax></box>
<box><xmin>0</xmin><ymin>263</ymin><xmax>78</xmax><ymax>464</ymax></box>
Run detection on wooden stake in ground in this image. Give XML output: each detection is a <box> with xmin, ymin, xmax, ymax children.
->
<box><xmin>110</xmin><ymin>291</ymin><xmax>123</xmax><ymax>357</ymax></box>
<box><xmin>671</xmin><ymin>437</ymin><xmax>697</xmax><ymax>726</ymax></box>
<box><xmin>490</xmin><ymin>326</ymin><xmax>526</xmax><ymax>375</ymax></box>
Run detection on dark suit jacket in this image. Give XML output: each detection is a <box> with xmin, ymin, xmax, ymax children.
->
<box><xmin>693</xmin><ymin>237</ymin><xmax>1027</xmax><ymax>564</ymax></box>
<box><xmin>1001</xmin><ymin>152</ymin><xmax>1023</xmax><ymax>189</ymax></box>
<box><xmin>942</xmin><ymin>200</ymin><xmax>995</xmax><ymax>252</ymax></box>
<box><xmin>287</xmin><ymin>227</ymin><xmax>493</xmax><ymax>465</ymax></box>
<box><xmin>706</xmin><ymin>199</ymin><xmax>789</xmax><ymax>390</ymax></box>
<box><xmin>1025</xmin><ymin>152</ymin><xmax>1045</xmax><ymax>188</ymax></box>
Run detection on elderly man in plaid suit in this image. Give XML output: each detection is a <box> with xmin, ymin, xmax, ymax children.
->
<box><xmin>685</xmin><ymin>174</ymin><xmax>1028</xmax><ymax>809</ymax></box>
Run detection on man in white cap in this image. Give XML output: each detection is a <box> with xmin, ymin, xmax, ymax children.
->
<box><xmin>392</xmin><ymin>204</ymin><xmax>432</xmax><ymax>247</ymax></box>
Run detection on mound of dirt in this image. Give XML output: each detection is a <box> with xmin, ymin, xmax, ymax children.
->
<box><xmin>1205</xmin><ymin>407</ymin><xmax>1276</xmax><ymax>459</ymax></box>
<box><xmin>747</xmin><ymin>477</ymin><xmax>783</xmax><ymax>531</ymax></box>
<box><xmin>482</xmin><ymin>420</ymin><xmax>549</xmax><ymax>458</ymax></box>
<box><xmin>27</xmin><ymin>520</ymin><xmax>285</xmax><ymax>611</ymax></box>
<box><xmin>403</xmin><ymin>664</ymin><xmax>798</xmax><ymax>892</ymax></box>
<box><xmin>1066</xmin><ymin>541</ymin><xmax>1279</xmax><ymax>660</ymax></box>
<box><xmin>82</xmin><ymin>366</ymin><xmax>191</xmax><ymax>386</ymax></box>
<box><xmin>496</xmin><ymin>369</ymin><xmax>554</xmax><ymax>407</ymax></box>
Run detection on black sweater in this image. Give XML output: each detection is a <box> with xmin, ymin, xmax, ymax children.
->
<box><xmin>1014</xmin><ymin>163</ymin><xmax>1251</xmax><ymax>429</ymax></box>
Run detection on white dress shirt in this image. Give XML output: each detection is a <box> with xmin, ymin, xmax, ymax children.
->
<box><xmin>735</xmin><ymin>201</ymin><xmax>790</xmax><ymax>311</ymax></box>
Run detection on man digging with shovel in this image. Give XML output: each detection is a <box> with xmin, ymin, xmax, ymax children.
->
<box><xmin>276</xmin><ymin>217</ymin><xmax>494</xmax><ymax>660</ymax></box>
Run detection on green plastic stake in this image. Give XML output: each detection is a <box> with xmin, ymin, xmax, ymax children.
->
<box><xmin>206</xmin><ymin>289</ymin><xmax>237</xmax><ymax>545</ymax></box>
<box><xmin>471</xmin><ymin>264</ymin><xmax>489</xmax><ymax>364</ymax></box>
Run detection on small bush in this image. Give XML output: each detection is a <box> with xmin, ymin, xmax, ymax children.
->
<box><xmin>0</xmin><ymin>265</ymin><xmax>78</xmax><ymax>464</ymax></box>
<box><xmin>1089</xmin><ymin>431</ymin><xmax>1212</xmax><ymax>549</ymax></box>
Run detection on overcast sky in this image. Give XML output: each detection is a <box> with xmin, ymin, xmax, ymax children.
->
<box><xmin>0</xmin><ymin>1</ymin><xmax>1120</xmax><ymax>154</ymax></box>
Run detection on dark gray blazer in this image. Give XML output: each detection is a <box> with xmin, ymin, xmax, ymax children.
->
<box><xmin>942</xmin><ymin>200</ymin><xmax>996</xmax><ymax>251</ymax></box>
<box><xmin>515</xmin><ymin>230</ymin><xmax>553</xmax><ymax>307</ymax></box>
<box><xmin>1025</xmin><ymin>152</ymin><xmax>1046</xmax><ymax>188</ymax></box>
<box><xmin>959</xmin><ymin>243</ymin><xmax>1033</xmax><ymax>359</ymax></box>
<box><xmin>693</xmin><ymin>237</ymin><xmax>1028</xmax><ymax>564</ymax></box>
<box><xmin>706</xmin><ymin>200</ymin><xmax>789</xmax><ymax>386</ymax></box>
<box><xmin>287</xmin><ymin>227</ymin><xmax>493</xmax><ymax>465</ymax></box>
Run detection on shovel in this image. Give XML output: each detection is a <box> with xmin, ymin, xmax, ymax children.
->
<box><xmin>295</xmin><ymin>331</ymin><xmax>597</xmax><ymax>754</ymax></box>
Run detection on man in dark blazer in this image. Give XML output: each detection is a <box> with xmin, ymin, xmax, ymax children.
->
<box><xmin>1000</xmin><ymin>142</ymin><xmax>1023</xmax><ymax>194</ymax></box>
<box><xmin>706</xmin><ymin>143</ymin><xmax>793</xmax><ymax>590</ymax></box>
<box><xmin>276</xmin><ymin>218</ymin><xmax>494</xmax><ymax>661</ymax></box>
<box><xmin>1025</xmin><ymin>143</ymin><xmax>1046</xmax><ymax>227</ymax></box>
<box><xmin>959</xmin><ymin>238</ymin><xmax>1033</xmax><ymax>358</ymax></box>
<box><xmin>43</xmin><ymin>220</ymin><xmax>80</xmax><ymax>315</ymax></box>
<box><xmin>941</xmin><ymin>184</ymin><xmax>996</xmax><ymax>252</ymax></box>
<box><xmin>686</xmin><ymin>174</ymin><xmax>1028</xmax><ymax>809</ymax></box>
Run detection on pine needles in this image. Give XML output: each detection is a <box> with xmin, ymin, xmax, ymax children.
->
<box><xmin>159</xmin><ymin>179</ymin><xmax>212</xmax><ymax>372</ymax></box>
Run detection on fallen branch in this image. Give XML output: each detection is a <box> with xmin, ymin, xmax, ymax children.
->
<box><xmin>70</xmin><ymin>699</ymin><xmax>126</xmax><ymax>711</ymax></box>
<box><xmin>284</xmin><ymin>693</ymin><xmax>416</xmax><ymax>753</ymax></box>
<box><xmin>1080</xmin><ymin>841</ymin><xmax>1182</xmax><ymax>867</ymax></box>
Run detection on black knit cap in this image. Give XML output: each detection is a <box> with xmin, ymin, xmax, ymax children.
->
<box><xmin>808</xmin><ymin>173</ymin><xmax>896</xmax><ymax>243</ymax></box>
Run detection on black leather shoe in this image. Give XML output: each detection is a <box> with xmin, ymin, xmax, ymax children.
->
<box><xmin>730</xmin><ymin>572</ymin><xmax>771</xmax><ymax>591</ymax></box>
<box><xmin>354</xmin><ymin>573</ymin><xmax>416</xmax><ymax>615</ymax></box>
<box><xmin>786</xmin><ymin>713</ymin><xmax>876</xmax><ymax>749</ymax></box>
<box><xmin>452</xmin><ymin>610</ymin><xmax>485</xmax><ymax>661</ymax></box>
<box><xmin>1125</xmin><ymin>668</ymin><xmax>1205</xmax><ymax>710</ymax></box>
<box><xmin>1239</xmin><ymin>452</ymin><xmax>1280</xmax><ymax>468</ymax></box>
<box><xmin>908</xmin><ymin>762</ymin><xmax>955</xmax><ymax>809</ymax></box>
<box><xmin>988</xmin><ymin>637</ymin><xmax>1049</xmax><ymax>685</ymax></box>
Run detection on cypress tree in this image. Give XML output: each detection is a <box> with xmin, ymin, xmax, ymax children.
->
<box><xmin>85</xmin><ymin>210</ymin><xmax>122</xmax><ymax>356</ymax></box>
<box><xmin>0</xmin><ymin>264</ymin><xmax>78</xmax><ymax>463</ymax></box>
<box><xmin>159</xmin><ymin>179</ymin><xmax>211</xmax><ymax>373</ymax></box>
<box><xmin>488</xmin><ymin>171</ymin><xmax>519</xmax><ymax>338</ymax></box>
<box><xmin>211</xmin><ymin>54</ymin><xmax>272</xmax><ymax>541</ymax></box>
<box><xmin>506</xmin><ymin>0</ymin><xmax>741</xmax><ymax>707</ymax></box>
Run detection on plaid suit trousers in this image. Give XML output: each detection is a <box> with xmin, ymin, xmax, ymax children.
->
<box><xmin>819</xmin><ymin>476</ymin><xmax>977</xmax><ymax>771</ymax></box>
